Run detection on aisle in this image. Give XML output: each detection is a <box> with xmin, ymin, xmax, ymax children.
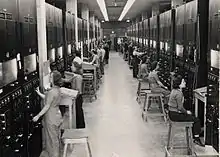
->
<box><xmin>71</xmin><ymin>52</ymin><xmax>169</xmax><ymax>157</ymax></box>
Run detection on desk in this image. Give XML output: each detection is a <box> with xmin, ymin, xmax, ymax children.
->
<box><xmin>82</xmin><ymin>63</ymin><xmax>97</xmax><ymax>92</ymax></box>
<box><xmin>193</xmin><ymin>86</ymin><xmax>207</xmax><ymax>143</ymax></box>
<box><xmin>60</xmin><ymin>87</ymin><xmax>78</xmax><ymax>128</ymax></box>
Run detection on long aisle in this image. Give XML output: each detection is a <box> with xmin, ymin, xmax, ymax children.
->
<box><xmin>72</xmin><ymin>52</ymin><xmax>169</xmax><ymax>157</ymax></box>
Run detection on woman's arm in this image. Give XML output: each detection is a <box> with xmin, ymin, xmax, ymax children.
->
<box><xmin>33</xmin><ymin>91</ymin><xmax>54</xmax><ymax>122</ymax></box>
<box><xmin>175</xmin><ymin>92</ymin><xmax>187</xmax><ymax>113</ymax></box>
<box><xmin>36</xmin><ymin>90</ymin><xmax>46</xmax><ymax>99</ymax></box>
<box><xmin>90</xmin><ymin>55</ymin><xmax>96</xmax><ymax>64</ymax></box>
<box><xmin>154</xmin><ymin>73</ymin><xmax>167</xmax><ymax>89</ymax></box>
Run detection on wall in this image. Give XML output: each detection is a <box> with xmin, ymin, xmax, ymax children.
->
<box><xmin>101</xmin><ymin>21</ymin><xmax>129</xmax><ymax>38</ymax></box>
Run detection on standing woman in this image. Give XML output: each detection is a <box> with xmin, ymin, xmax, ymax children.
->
<box><xmin>33</xmin><ymin>70</ymin><xmax>63</xmax><ymax>157</ymax></box>
<box><xmin>132</xmin><ymin>46</ymin><xmax>142</xmax><ymax>78</ymax></box>
<box><xmin>104</xmin><ymin>43</ymin><xmax>109</xmax><ymax>64</ymax></box>
<box><xmin>70</xmin><ymin>52</ymin><xmax>85</xmax><ymax>128</ymax></box>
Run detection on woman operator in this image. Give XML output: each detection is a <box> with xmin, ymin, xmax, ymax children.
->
<box><xmin>33</xmin><ymin>70</ymin><xmax>63</xmax><ymax>157</ymax></box>
<box><xmin>168</xmin><ymin>75</ymin><xmax>204</xmax><ymax>147</ymax></box>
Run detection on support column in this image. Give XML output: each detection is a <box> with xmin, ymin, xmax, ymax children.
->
<box><xmin>98</xmin><ymin>21</ymin><xmax>101</xmax><ymax>39</ymax></box>
<box><xmin>66</xmin><ymin>0</ymin><xmax>78</xmax><ymax>50</ymax></box>
<box><xmin>36</xmin><ymin>0</ymin><xmax>47</xmax><ymax>149</ymax></box>
<box><xmin>90</xmin><ymin>13</ymin><xmax>95</xmax><ymax>48</ymax></box>
<box><xmin>81</xmin><ymin>4</ymin><xmax>89</xmax><ymax>57</ymax></box>
<box><xmin>152</xmin><ymin>3</ymin><xmax>160</xmax><ymax>60</ymax></box>
<box><xmin>95</xmin><ymin>17</ymin><xmax>99</xmax><ymax>41</ymax></box>
<box><xmin>171</xmin><ymin>0</ymin><xmax>184</xmax><ymax>70</ymax></box>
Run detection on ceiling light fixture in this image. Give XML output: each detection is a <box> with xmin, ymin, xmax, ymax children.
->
<box><xmin>96</xmin><ymin>0</ymin><xmax>109</xmax><ymax>21</ymax></box>
<box><xmin>118</xmin><ymin>0</ymin><xmax>135</xmax><ymax>21</ymax></box>
<box><xmin>126</xmin><ymin>19</ymin><xmax>130</xmax><ymax>22</ymax></box>
<box><xmin>101</xmin><ymin>20</ymin><xmax>105</xmax><ymax>23</ymax></box>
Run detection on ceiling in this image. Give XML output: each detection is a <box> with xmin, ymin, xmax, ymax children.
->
<box><xmin>57</xmin><ymin>0</ymin><xmax>171</xmax><ymax>21</ymax></box>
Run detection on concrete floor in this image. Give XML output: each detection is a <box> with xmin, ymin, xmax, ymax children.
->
<box><xmin>68</xmin><ymin>52</ymin><xmax>191</xmax><ymax>157</ymax></box>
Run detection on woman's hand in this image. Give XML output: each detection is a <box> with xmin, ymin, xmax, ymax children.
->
<box><xmin>35</xmin><ymin>88</ymin><xmax>40</xmax><ymax>95</ymax></box>
<box><xmin>187</xmin><ymin>110</ymin><xmax>192</xmax><ymax>115</ymax></box>
<box><xmin>33</xmin><ymin>115</ymin><xmax>40</xmax><ymax>122</ymax></box>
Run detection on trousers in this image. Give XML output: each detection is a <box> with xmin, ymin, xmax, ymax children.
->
<box><xmin>168</xmin><ymin>111</ymin><xmax>201</xmax><ymax>136</ymax></box>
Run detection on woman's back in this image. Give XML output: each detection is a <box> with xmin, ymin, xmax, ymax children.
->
<box><xmin>45</xmin><ymin>87</ymin><xmax>62</xmax><ymax>126</ymax></box>
<box><xmin>148</xmin><ymin>71</ymin><xmax>160</xmax><ymax>89</ymax></box>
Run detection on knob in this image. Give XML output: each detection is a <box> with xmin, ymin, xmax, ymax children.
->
<box><xmin>14</xmin><ymin>149</ymin><xmax>19</xmax><ymax>152</ymax></box>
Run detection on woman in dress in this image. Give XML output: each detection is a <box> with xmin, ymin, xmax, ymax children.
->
<box><xmin>33</xmin><ymin>70</ymin><xmax>63</xmax><ymax>157</ymax></box>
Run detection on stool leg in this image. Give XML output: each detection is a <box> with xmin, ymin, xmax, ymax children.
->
<box><xmin>189</xmin><ymin>127</ymin><xmax>194</xmax><ymax>155</ymax></box>
<box><xmin>85</xmin><ymin>138</ymin><xmax>92</xmax><ymax>157</ymax></box>
<box><xmin>143</xmin><ymin>93</ymin><xmax>147</xmax><ymax>111</ymax></box>
<box><xmin>63</xmin><ymin>143</ymin><xmax>68</xmax><ymax>157</ymax></box>
<box><xmin>146</xmin><ymin>96</ymin><xmax>151</xmax><ymax>111</ymax></box>
<box><xmin>167</xmin><ymin>124</ymin><xmax>172</xmax><ymax>149</ymax></box>
<box><xmin>160</xmin><ymin>96</ymin><xmax>167</xmax><ymax>122</ymax></box>
<box><xmin>186</xmin><ymin>127</ymin><xmax>190</xmax><ymax>155</ymax></box>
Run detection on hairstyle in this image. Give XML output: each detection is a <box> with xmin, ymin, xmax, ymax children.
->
<box><xmin>150</xmin><ymin>61</ymin><xmax>158</xmax><ymax>71</ymax></box>
<box><xmin>53</xmin><ymin>70</ymin><xmax>63</xmax><ymax>86</ymax></box>
<box><xmin>92</xmin><ymin>49</ymin><xmax>97</xmax><ymax>55</ymax></box>
<box><xmin>172</xmin><ymin>75</ymin><xmax>183</xmax><ymax>89</ymax></box>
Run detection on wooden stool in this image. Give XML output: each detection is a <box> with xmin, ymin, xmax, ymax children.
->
<box><xmin>136</xmin><ymin>79</ymin><xmax>150</xmax><ymax>104</ymax></box>
<box><xmin>62</xmin><ymin>129</ymin><xmax>92</xmax><ymax>157</ymax></box>
<box><xmin>142</xmin><ymin>90</ymin><xmax>167</xmax><ymax>122</ymax></box>
<box><xmin>165</xmin><ymin>120</ymin><xmax>194</xmax><ymax>157</ymax></box>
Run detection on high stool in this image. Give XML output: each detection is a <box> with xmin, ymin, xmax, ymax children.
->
<box><xmin>165</xmin><ymin>120</ymin><xmax>194</xmax><ymax>157</ymax></box>
<box><xmin>62</xmin><ymin>129</ymin><xmax>92</xmax><ymax>157</ymax></box>
<box><xmin>142</xmin><ymin>90</ymin><xmax>167</xmax><ymax>122</ymax></box>
<box><xmin>136</xmin><ymin>79</ymin><xmax>150</xmax><ymax>104</ymax></box>
<box><xmin>83</xmin><ymin>73</ymin><xmax>97</xmax><ymax>102</ymax></box>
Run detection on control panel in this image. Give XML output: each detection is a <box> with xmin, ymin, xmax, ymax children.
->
<box><xmin>206</xmin><ymin>73</ymin><xmax>219</xmax><ymax>151</ymax></box>
<box><xmin>0</xmin><ymin>88</ymin><xmax>25</xmax><ymax>157</ymax></box>
<box><xmin>23</xmin><ymin>78</ymin><xmax>42</xmax><ymax>157</ymax></box>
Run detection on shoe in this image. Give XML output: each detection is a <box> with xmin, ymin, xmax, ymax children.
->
<box><xmin>194</xmin><ymin>137</ymin><xmax>205</xmax><ymax>147</ymax></box>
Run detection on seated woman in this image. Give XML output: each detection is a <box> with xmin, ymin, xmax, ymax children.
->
<box><xmin>148</xmin><ymin>61</ymin><xmax>170</xmax><ymax>104</ymax></box>
<box><xmin>168</xmin><ymin>75</ymin><xmax>204</xmax><ymax>146</ymax></box>
<box><xmin>139</xmin><ymin>56</ymin><xmax>150</xmax><ymax>81</ymax></box>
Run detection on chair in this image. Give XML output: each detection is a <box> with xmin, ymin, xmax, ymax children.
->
<box><xmin>141</xmin><ymin>90</ymin><xmax>167</xmax><ymax>122</ymax></box>
<box><xmin>165</xmin><ymin>119</ymin><xmax>194</xmax><ymax>157</ymax></box>
<box><xmin>62</xmin><ymin>129</ymin><xmax>92</xmax><ymax>157</ymax></box>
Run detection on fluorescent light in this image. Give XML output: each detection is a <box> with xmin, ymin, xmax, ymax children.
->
<box><xmin>96</xmin><ymin>0</ymin><xmax>109</xmax><ymax>21</ymax></box>
<box><xmin>118</xmin><ymin>0</ymin><xmax>135</xmax><ymax>21</ymax></box>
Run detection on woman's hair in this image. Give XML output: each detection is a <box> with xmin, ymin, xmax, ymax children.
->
<box><xmin>92</xmin><ymin>49</ymin><xmax>97</xmax><ymax>55</ymax></box>
<box><xmin>150</xmin><ymin>61</ymin><xmax>158</xmax><ymax>71</ymax></box>
<box><xmin>53</xmin><ymin>70</ymin><xmax>63</xmax><ymax>86</ymax></box>
<box><xmin>172</xmin><ymin>75</ymin><xmax>183</xmax><ymax>89</ymax></box>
